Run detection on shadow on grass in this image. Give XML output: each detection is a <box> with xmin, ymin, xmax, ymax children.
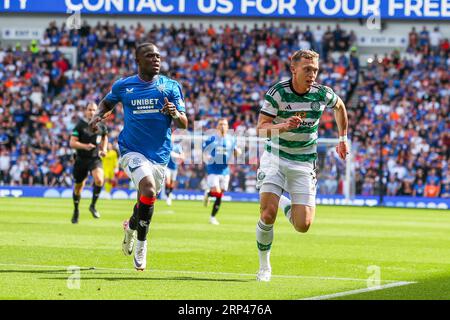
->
<box><xmin>0</xmin><ymin>269</ymin><xmax>250</xmax><ymax>283</ymax></box>
<box><xmin>0</xmin><ymin>269</ymin><xmax>95</xmax><ymax>274</ymax></box>
<box><xmin>40</xmin><ymin>276</ymin><xmax>249</xmax><ymax>282</ymax></box>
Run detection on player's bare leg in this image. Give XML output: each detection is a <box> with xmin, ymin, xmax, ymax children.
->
<box><xmin>203</xmin><ymin>187</ymin><xmax>211</xmax><ymax>207</ymax></box>
<box><xmin>208</xmin><ymin>187</ymin><xmax>222</xmax><ymax>225</ymax></box>
<box><xmin>256</xmin><ymin>192</ymin><xmax>279</xmax><ymax>282</ymax></box>
<box><xmin>290</xmin><ymin>205</ymin><xmax>315</xmax><ymax>233</ymax></box>
<box><xmin>165</xmin><ymin>176</ymin><xmax>173</xmax><ymax>206</ymax></box>
<box><xmin>279</xmin><ymin>195</ymin><xmax>315</xmax><ymax>232</ymax></box>
<box><xmin>89</xmin><ymin>167</ymin><xmax>104</xmax><ymax>218</ymax></box>
<box><xmin>72</xmin><ymin>179</ymin><xmax>86</xmax><ymax>224</ymax></box>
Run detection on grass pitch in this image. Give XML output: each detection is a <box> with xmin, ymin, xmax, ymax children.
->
<box><xmin>0</xmin><ymin>197</ymin><xmax>449</xmax><ymax>300</ymax></box>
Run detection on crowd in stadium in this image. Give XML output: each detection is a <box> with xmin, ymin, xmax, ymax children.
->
<box><xmin>0</xmin><ymin>21</ymin><xmax>448</xmax><ymax>198</ymax></box>
<box><xmin>350</xmin><ymin>26</ymin><xmax>449</xmax><ymax>198</ymax></box>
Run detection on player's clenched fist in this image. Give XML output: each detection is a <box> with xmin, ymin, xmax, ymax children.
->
<box><xmin>88</xmin><ymin>115</ymin><xmax>103</xmax><ymax>133</ymax></box>
<box><xmin>336</xmin><ymin>141</ymin><xmax>349</xmax><ymax>160</ymax></box>
<box><xmin>284</xmin><ymin>116</ymin><xmax>302</xmax><ymax>130</ymax></box>
<box><xmin>161</xmin><ymin>97</ymin><xmax>179</xmax><ymax>118</ymax></box>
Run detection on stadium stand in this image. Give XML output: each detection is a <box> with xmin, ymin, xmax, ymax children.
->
<box><xmin>0</xmin><ymin>21</ymin><xmax>448</xmax><ymax>198</ymax></box>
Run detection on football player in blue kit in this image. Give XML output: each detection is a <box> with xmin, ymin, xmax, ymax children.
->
<box><xmin>89</xmin><ymin>43</ymin><xmax>188</xmax><ymax>271</ymax></box>
<box><xmin>203</xmin><ymin>118</ymin><xmax>241</xmax><ymax>225</ymax></box>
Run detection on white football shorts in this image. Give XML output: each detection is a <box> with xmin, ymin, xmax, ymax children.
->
<box><xmin>165</xmin><ymin>168</ymin><xmax>178</xmax><ymax>182</ymax></box>
<box><xmin>206</xmin><ymin>174</ymin><xmax>230</xmax><ymax>192</ymax></box>
<box><xmin>256</xmin><ymin>151</ymin><xmax>317</xmax><ymax>207</ymax></box>
<box><xmin>119</xmin><ymin>152</ymin><xmax>166</xmax><ymax>195</ymax></box>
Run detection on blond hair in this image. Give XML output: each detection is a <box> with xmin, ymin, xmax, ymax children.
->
<box><xmin>291</xmin><ymin>50</ymin><xmax>319</xmax><ymax>63</ymax></box>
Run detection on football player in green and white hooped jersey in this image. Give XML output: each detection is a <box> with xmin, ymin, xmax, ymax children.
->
<box><xmin>255</xmin><ymin>49</ymin><xmax>349</xmax><ymax>282</ymax></box>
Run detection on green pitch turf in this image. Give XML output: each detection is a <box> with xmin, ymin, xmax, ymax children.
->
<box><xmin>0</xmin><ymin>197</ymin><xmax>449</xmax><ymax>300</ymax></box>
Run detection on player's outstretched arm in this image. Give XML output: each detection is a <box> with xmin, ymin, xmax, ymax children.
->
<box><xmin>89</xmin><ymin>99</ymin><xmax>116</xmax><ymax>132</ymax></box>
<box><xmin>333</xmin><ymin>97</ymin><xmax>349</xmax><ymax>160</ymax></box>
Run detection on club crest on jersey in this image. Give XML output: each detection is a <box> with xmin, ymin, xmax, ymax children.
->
<box><xmin>157</xmin><ymin>84</ymin><xmax>166</xmax><ymax>93</ymax></box>
<box><xmin>311</xmin><ymin>101</ymin><xmax>321</xmax><ymax>111</ymax></box>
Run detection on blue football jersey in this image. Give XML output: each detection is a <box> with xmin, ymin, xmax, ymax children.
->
<box><xmin>167</xmin><ymin>143</ymin><xmax>183</xmax><ymax>170</ymax></box>
<box><xmin>203</xmin><ymin>134</ymin><xmax>237</xmax><ymax>175</ymax></box>
<box><xmin>105</xmin><ymin>75</ymin><xmax>185</xmax><ymax>165</ymax></box>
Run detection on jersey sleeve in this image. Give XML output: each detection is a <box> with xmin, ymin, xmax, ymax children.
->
<box><xmin>260</xmin><ymin>87</ymin><xmax>279</xmax><ymax>118</ymax></box>
<box><xmin>171</xmin><ymin>144</ymin><xmax>183</xmax><ymax>159</ymax></box>
<box><xmin>323</xmin><ymin>85</ymin><xmax>339</xmax><ymax>109</ymax></box>
<box><xmin>170</xmin><ymin>81</ymin><xmax>186</xmax><ymax>113</ymax></box>
<box><xmin>71</xmin><ymin>123</ymin><xmax>80</xmax><ymax>137</ymax></box>
<box><xmin>202</xmin><ymin>136</ymin><xmax>214</xmax><ymax>151</ymax></box>
<box><xmin>104</xmin><ymin>78</ymin><xmax>123</xmax><ymax>104</ymax></box>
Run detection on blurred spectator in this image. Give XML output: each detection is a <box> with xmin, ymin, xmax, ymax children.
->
<box><xmin>48</xmin><ymin>159</ymin><xmax>64</xmax><ymax>186</ymax></box>
<box><xmin>429</xmin><ymin>27</ymin><xmax>443</xmax><ymax>50</ymax></box>
<box><xmin>399</xmin><ymin>181</ymin><xmax>414</xmax><ymax>196</ymax></box>
<box><xmin>322</xmin><ymin>175</ymin><xmax>338</xmax><ymax>195</ymax></box>
<box><xmin>361</xmin><ymin>177</ymin><xmax>375</xmax><ymax>196</ymax></box>
<box><xmin>424</xmin><ymin>180</ymin><xmax>440</xmax><ymax>198</ymax></box>
<box><xmin>440</xmin><ymin>181</ymin><xmax>450</xmax><ymax>198</ymax></box>
<box><xmin>386</xmin><ymin>175</ymin><xmax>401</xmax><ymax>196</ymax></box>
<box><xmin>413</xmin><ymin>179</ymin><xmax>425</xmax><ymax>197</ymax></box>
<box><xmin>0</xmin><ymin>148</ymin><xmax>11</xmax><ymax>184</ymax></box>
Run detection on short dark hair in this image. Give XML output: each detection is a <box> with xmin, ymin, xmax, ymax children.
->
<box><xmin>135</xmin><ymin>42</ymin><xmax>157</xmax><ymax>56</ymax></box>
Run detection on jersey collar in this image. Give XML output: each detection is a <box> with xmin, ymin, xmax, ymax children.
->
<box><xmin>289</xmin><ymin>78</ymin><xmax>311</xmax><ymax>97</ymax></box>
<box><xmin>137</xmin><ymin>74</ymin><xmax>159</xmax><ymax>84</ymax></box>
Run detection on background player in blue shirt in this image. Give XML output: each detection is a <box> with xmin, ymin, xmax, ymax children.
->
<box><xmin>165</xmin><ymin>138</ymin><xmax>184</xmax><ymax>206</ymax></box>
<box><xmin>89</xmin><ymin>43</ymin><xmax>188</xmax><ymax>271</ymax></box>
<box><xmin>202</xmin><ymin>118</ymin><xmax>241</xmax><ymax>225</ymax></box>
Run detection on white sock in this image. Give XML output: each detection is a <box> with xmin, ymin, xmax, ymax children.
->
<box><xmin>279</xmin><ymin>195</ymin><xmax>292</xmax><ymax>224</ymax></box>
<box><xmin>256</xmin><ymin>219</ymin><xmax>273</xmax><ymax>271</ymax></box>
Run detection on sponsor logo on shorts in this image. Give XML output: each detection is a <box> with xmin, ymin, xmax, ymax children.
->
<box><xmin>128</xmin><ymin>165</ymin><xmax>139</xmax><ymax>173</ymax></box>
<box><xmin>257</xmin><ymin>171</ymin><xmax>266</xmax><ymax>181</ymax></box>
<box><xmin>128</xmin><ymin>158</ymin><xmax>142</xmax><ymax>173</ymax></box>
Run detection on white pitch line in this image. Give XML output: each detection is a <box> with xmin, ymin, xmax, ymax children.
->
<box><xmin>158</xmin><ymin>210</ymin><xmax>175</xmax><ymax>214</ymax></box>
<box><xmin>301</xmin><ymin>281</ymin><xmax>417</xmax><ymax>300</ymax></box>
<box><xmin>0</xmin><ymin>263</ymin><xmax>403</xmax><ymax>283</ymax></box>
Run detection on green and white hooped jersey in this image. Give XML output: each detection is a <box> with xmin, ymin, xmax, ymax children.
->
<box><xmin>260</xmin><ymin>79</ymin><xmax>339</xmax><ymax>163</ymax></box>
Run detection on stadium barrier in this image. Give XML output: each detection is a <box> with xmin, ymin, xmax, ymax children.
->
<box><xmin>0</xmin><ymin>185</ymin><xmax>448</xmax><ymax>210</ymax></box>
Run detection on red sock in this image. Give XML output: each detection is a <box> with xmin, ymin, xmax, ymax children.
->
<box><xmin>139</xmin><ymin>195</ymin><xmax>156</xmax><ymax>205</ymax></box>
<box><xmin>209</xmin><ymin>191</ymin><xmax>223</xmax><ymax>198</ymax></box>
